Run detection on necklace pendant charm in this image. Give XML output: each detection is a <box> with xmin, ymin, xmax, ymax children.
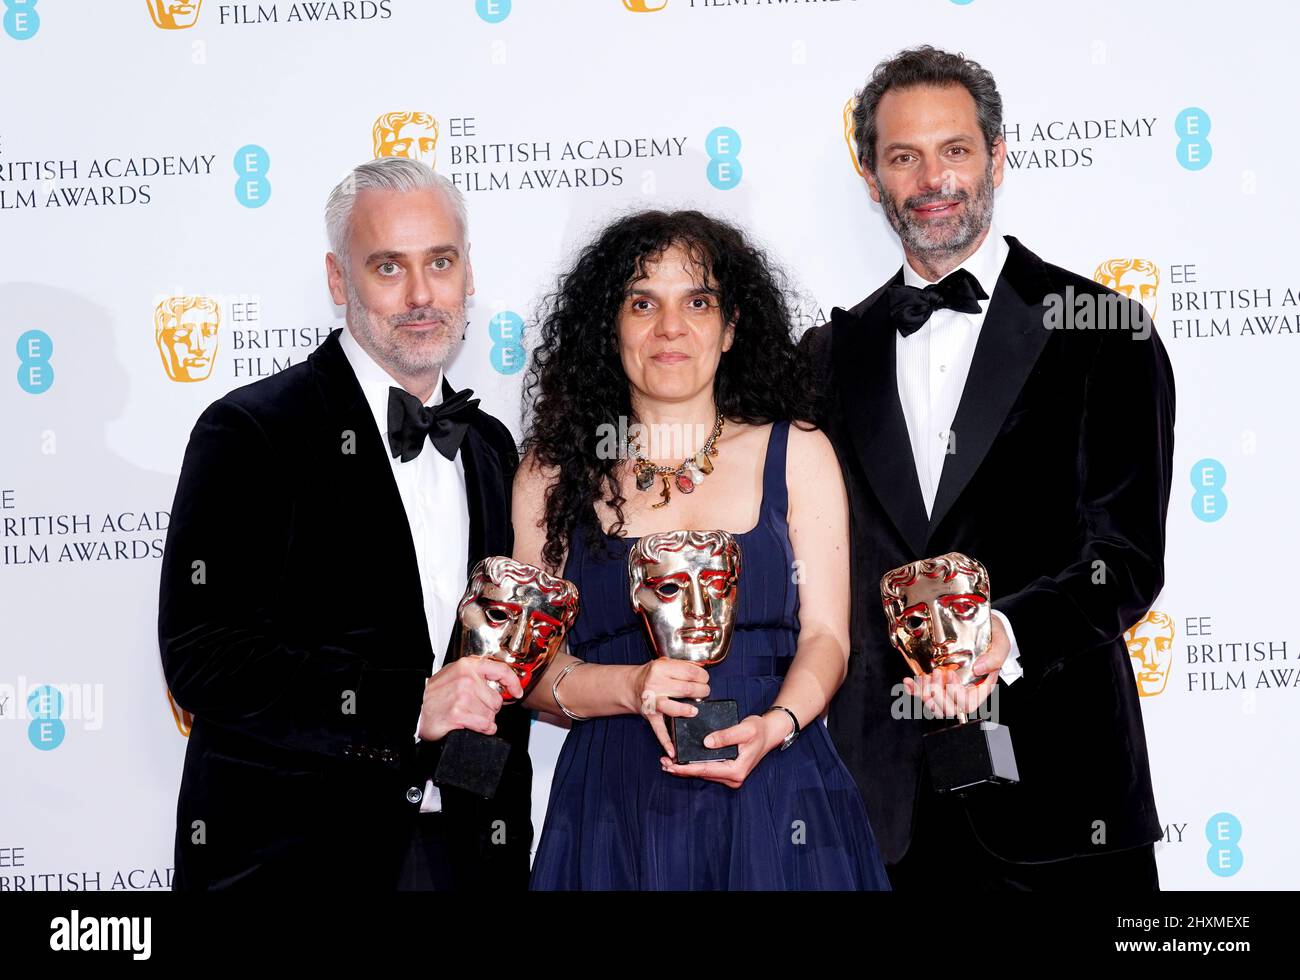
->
<box><xmin>675</xmin><ymin>472</ymin><xmax>696</xmax><ymax>494</ymax></box>
<box><xmin>694</xmin><ymin>451</ymin><xmax>713</xmax><ymax>475</ymax></box>
<box><xmin>635</xmin><ymin>465</ymin><xmax>655</xmax><ymax>492</ymax></box>
<box><xmin>684</xmin><ymin>462</ymin><xmax>704</xmax><ymax>486</ymax></box>
<box><xmin>652</xmin><ymin>476</ymin><xmax>672</xmax><ymax>508</ymax></box>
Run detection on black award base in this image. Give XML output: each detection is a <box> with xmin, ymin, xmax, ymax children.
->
<box><xmin>924</xmin><ymin>721</ymin><xmax>1019</xmax><ymax>794</ymax></box>
<box><xmin>670</xmin><ymin>697</ymin><xmax>740</xmax><ymax>764</ymax></box>
<box><xmin>433</xmin><ymin>728</ymin><xmax>511</xmax><ymax>800</ymax></box>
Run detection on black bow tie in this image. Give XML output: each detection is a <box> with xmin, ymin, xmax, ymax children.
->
<box><xmin>885</xmin><ymin>267</ymin><xmax>989</xmax><ymax>337</ymax></box>
<box><xmin>386</xmin><ymin>385</ymin><xmax>479</xmax><ymax>463</ymax></box>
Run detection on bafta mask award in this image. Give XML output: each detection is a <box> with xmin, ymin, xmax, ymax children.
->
<box><xmin>629</xmin><ymin>529</ymin><xmax>741</xmax><ymax>764</ymax></box>
<box><xmin>434</xmin><ymin>556</ymin><xmax>580</xmax><ymax>799</ymax></box>
<box><xmin>881</xmin><ymin>552</ymin><xmax>1019</xmax><ymax>794</ymax></box>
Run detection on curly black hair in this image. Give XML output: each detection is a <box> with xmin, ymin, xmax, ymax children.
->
<box><xmin>521</xmin><ymin>209</ymin><xmax>817</xmax><ymax>572</ymax></box>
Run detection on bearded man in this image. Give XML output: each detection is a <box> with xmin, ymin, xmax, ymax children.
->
<box><xmin>159</xmin><ymin>157</ymin><xmax>531</xmax><ymax>891</ymax></box>
<box><xmin>803</xmin><ymin>46</ymin><xmax>1175</xmax><ymax>891</ymax></box>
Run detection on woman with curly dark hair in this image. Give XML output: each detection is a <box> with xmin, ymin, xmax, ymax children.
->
<box><xmin>515</xmin><ymin>210</ymin><xmax>888</xmax><ymax>890</ymax></box>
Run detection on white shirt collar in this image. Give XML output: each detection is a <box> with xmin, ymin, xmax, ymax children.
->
<box><xmin>901</xmin><ymin>224</ymin><xmax>1008</xmax><ymax>302</ymax></box>
<box><xmin>338</xmin><ymin>325</ymin><xmax>445</xmax><ymax>442</ymax></box>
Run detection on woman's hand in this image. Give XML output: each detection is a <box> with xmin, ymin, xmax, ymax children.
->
<box><xmin>629</xmin><ymin>659</ymin><xmax>712</xmax><ymax>759</ymax></box>
<box><xmin>659</xmin><ymin>711</ymin><xmax>788</xmax><ymax>789</ymax></box>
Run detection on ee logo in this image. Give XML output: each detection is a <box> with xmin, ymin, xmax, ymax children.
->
<box><xmin>3</xmin><ymin>0</ymin><xmax>39</xmax><ymax>41</ymax></box>
<box><xmin>1175</xmin><ymin>107</ymin><xmax>1212</xmax><ymax>171</ymax></box>
<box><xmin>16</xmin><ymin>329</ymin><xmax>53</xmax><ymax>394</ymax></box>
<box><xmin>234</xmin><ymin>144</ymin><xmax>271</xmax><ymax>208</ymax></box>
<box><xmin>28</xmin><ymin>684</ymin><xmax>65</xmax><ymax>751</ymax></box>
<box><xmin>1190</xmin><ymin>458</ymin><xmax>1226</xmax><ymax>522</ymax></box>
<box><xmin>706</xmin><ymin>127</ymin><xmax>742</xmax><ymax>190</ymax></box>
<box><xmin>489</xmin><ymin>311</ymin><xmax>525</xmax><ymax>375</ymax></box>
<box><xmin>475</xmin><ymin>0</ymin><xmax>510</xmax><ymax>21</ymax></box>
<box><xmin>1205</xmin><ymin>811</ymin><xmax>1242</xmax><ymax>877</ymax></box>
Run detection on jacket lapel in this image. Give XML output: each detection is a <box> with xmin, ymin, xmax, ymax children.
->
<box><xmin>443</xmin><ymin>381</ymin><xmax>513</xmax><ymax>665</ymax></box>
<box><xmin>926</xmin><ymin>236</ymin><xmax>1054</xmax><ymax>538</ymax></box>
<box><xmin>834</xmin><ymin>277</ymin><xmax>931</xmax><ymax>557</ymax></box>
<box><xmin>309</xmin><ymin>330</ymin><xmax>434</xmax><ymax>665</ymax></box>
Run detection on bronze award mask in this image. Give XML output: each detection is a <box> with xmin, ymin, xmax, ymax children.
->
<box><xmin>882</xmin><ymin>552</ymin><xmax>993</xmax><ymax>692</ymax></box>
<box><xmin>881</xmin><ymin>552</ymin><xmax>1019</xmax><ymax>793</ymax></box>
<box><xmin>457</xmin><ymin>556</ymin><xmax>580</xmax><ymax>701</ymax></box>
<box><xmin>436</xmin><ymin>556</ymin><xmax>580</xmax><ymax>800</ymax></box>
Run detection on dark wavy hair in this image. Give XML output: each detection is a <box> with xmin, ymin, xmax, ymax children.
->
<box><xmin>852</xmin><ymin>45</ymin><xmax>1003</xmax><ymax>174</ymax></box>
<box><xmin>521</xmin><ymin>209</ymin><xmax>817</xmax><ymax>571</ymax></box>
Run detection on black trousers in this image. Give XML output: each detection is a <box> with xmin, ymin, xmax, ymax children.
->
<box><xmin>395</xmin><ymin>813</ymin><xmax>464</xmax><ymax>891</ymax></box>
<box><xmin>888</xmin><ymin>775</ymin><xmax>1160</xmax><ymax>893</ymax></box>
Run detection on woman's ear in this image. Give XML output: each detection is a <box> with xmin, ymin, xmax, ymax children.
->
<box><xmin>722</xmin><ymin>316</ymin><xmax>737</xmax><ymax>353</ymax></box>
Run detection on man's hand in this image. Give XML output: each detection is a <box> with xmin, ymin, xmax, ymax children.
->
<box><xmin>418</xmin><ymin>658</ymin><xmax>525</xmax><ymax>741</ymax></box>
<box><xmin>902</xmin><ymin>614</ymin><xmax>1010</xmax><ymax>718</ymax></box>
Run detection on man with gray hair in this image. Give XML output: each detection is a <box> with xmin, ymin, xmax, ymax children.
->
<box><xmin>160</xmin><ymin>157</ymin><xmax>532</xmax><ymax>890</ymax></box>
<box><xmin>803</xmin><ymin>46</ymin><xmax>1175</xmax><ymax>891</ymax></box>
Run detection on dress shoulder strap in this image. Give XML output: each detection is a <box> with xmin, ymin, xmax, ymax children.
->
<box><xmin>758</xmin><ymin>420</ymin><xmax>791</xmax><ymax>525</ymax></box>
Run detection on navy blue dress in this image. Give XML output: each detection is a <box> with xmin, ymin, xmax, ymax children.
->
<box><xmin>530</xmin><ymin>422</ymin><xmax>890</xmax><ymax>890</ymax></box>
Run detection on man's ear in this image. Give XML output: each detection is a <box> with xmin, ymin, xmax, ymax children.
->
<box><xmin>326</xmin><ymin>252</ymin><xmax>347</xmax><ymax>306</ymax></box>
<box><xmin>864</xmin><ymin>169</ymin><xmax>883</xmax><ymax>204</ymax></box>
<box><xmin>990</xmin><ymin>136</ymin><xmax>1007</xmax><ymax>190</ymax></box>
<box><xmin>464</xmin><ymin>241</ymin><xmax>475</xmax><ymax>297</ymax></box>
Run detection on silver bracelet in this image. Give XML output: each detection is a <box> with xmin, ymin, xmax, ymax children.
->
<box><xmin>551</xmin><ymin>660</ymin><xmax>590</xmax><ymax>722</ymax></box>
<box><xmin>766</xmin><ymin>704</ymin><xmax>801</xmax><ymax>751</ymax></box>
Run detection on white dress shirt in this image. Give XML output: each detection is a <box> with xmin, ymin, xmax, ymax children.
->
<box><xmin>894</xmin><ymin>227</ymin><xmax>1022</xmax><ymax>685</ymax></box>
<box><xmin>339</xmin><ymin>326</ymin><xmax>470</xmax><ymax>811</ymax></box>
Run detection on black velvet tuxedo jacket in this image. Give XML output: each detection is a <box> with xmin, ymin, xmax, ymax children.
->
<box><xmin>801</xmin><ymin>236</ymin><xmax>1175</xmax><ymax>865</ymax></box>
<box><xmin>159</xmin><ymin>328</ymin><xmax>531</xmax><ymax>890</ymax></box>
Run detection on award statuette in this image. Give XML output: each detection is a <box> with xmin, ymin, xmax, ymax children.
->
<box><xmin>435</xmin><ymin>556</ymin><xmax>580</xmax><ymax>799</ymax></box>
<box><xmin>628</xmin><ymin>529</ymin><xmax>741</xmax><ymax>764</ymax></box>
<box><xmin>881</xmin><ymin>552</ymin><xmax>1019</xmax><ymax>794</ymax></box>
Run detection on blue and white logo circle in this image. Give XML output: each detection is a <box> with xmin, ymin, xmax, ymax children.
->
<box><xmin>16</xmin><ymin>329</ymin><xmax>53</xmax><ymax>394</ymax></box>
<box><xmin>1175</xmin><ymin>107</ymin><xmax>1212</xmax><ymax>171</ymax></box>
<box><xmin>476</xmin><ymin>0</ymin><xmax>511</xmax><ymax>22</ymax></box>
<box><xmin>1190</xmin><ymin>457</ymin><xmax>1226</xmax><ymax>522</ymax></box>
<box><xmin>489</xmin><ymin>311</ymin><xmax>526</xmax><ymax>375</ymax></box>
<box><xmin>705</xmin><ymin>127</ymin><xmax>743</xmax><ymax>190</ymax></box>
<box><xmin>3</xmin><ymin>0</ymin><xmax>40</xmax><ymax>41</ymax></box>
<box><xmin>1205</xmin><ymin>811</ymin><xmax>1242</xmax><ymax>877</ymax></box>
<box><xmin>234</xmin><ymin>144</ymin><xmax>272</xmax><ymax>208</ymax></box>
<box><xmin>27</xmin><ymin>684</ymin><xmax>65</xmax><ymax>751</ymax></box>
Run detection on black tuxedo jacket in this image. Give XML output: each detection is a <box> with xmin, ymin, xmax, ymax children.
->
<box><xmin>159</xmin><ymin>328</ymin><xmax>530</xmax><ymax>890</ymax></box>
<box><xmin>802</xmin><ymin>237</ymin><xmax>1174</xmax><ymax>865</ymax></box>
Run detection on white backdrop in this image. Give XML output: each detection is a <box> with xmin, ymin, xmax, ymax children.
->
<box><xmin>1</xmin><ymin>0</ymin><xmax>1296</xmax><ymax>890</ymax></box>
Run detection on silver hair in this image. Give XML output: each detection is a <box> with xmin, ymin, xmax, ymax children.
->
<box><xmin>324</xmin><ymin>157</ymin><xmax>469</xmax><ymax>267</ymax></box>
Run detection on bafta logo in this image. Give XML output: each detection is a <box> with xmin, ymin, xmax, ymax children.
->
<box><xmin>843</xmin><ymin>96</ymin><xmax>864</xmax><ymax>177</ymax></box>
<box><xmin>623</xmin><ymin>0</ymin><xmax>668</xmax><ymax>10</ymax></box>
<box><xmin>155</xmin><ymin>296</ymin><xmax>220</xmax><ymax>383</ymax></box>
<box><xmin>372</xmin><ymin>111</ymin><xmax>439</xmax><ymax>167</ymax></box>
<box><xmin>146</xmin><ymin>0</ymin><xmax>203</xmax><ymax>29</ymax></box>
<box><xmin>166</xmin><ymin>689</ymin><xmax>193</xmax><ymax>737</ymax></box>
<box><xmin>1094</xmin><ymin>258</ymin><xmax>1160</xmax><ymax>319</ymax></box>
<box><xmin>1125</xmin><ymin>610</ymin><xmax>1174</xmax><ymax>697</ymax></box>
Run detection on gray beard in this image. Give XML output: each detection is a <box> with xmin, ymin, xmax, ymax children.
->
<box><xmin>345</xmin><ymin>274</ymin><xmax>467</xmax><ymax>380</ymax></box>
<box><xmin>881</xmin><ymin>162</ymin><xmax>995</xmax><ymax>259</ymax></box>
